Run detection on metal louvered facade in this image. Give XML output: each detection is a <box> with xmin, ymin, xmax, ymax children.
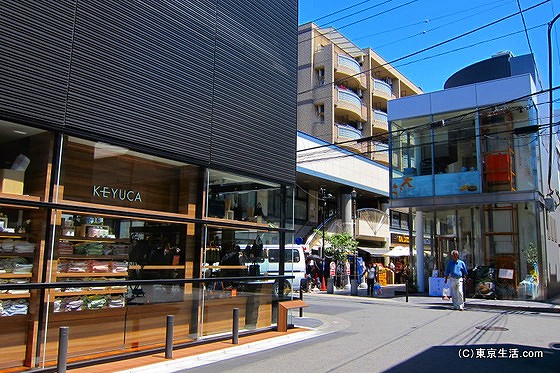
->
<box><xmin>0</xmin><ymin>0</ymin><xmax>297</xmax><ymax>183</ymax></box>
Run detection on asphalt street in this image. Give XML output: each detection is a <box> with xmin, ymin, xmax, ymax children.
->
<box><xmin>173</xmin><ymin>293</ymin><xmax>560</xmax><ymax>373</ymax></box>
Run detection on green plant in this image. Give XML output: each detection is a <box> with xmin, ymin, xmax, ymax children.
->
<box><xmin>523</xmin><ymin>242</ymin><xmax>538</xmax><ymax>264</ymax></box>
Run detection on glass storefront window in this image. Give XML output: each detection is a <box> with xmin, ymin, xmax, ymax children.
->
<box><xmin>48</xmin><ymin>210</ymin><xmax>194</xmax><ymax>305</ymax></box>
<box><xmin>0</xmin><ymin>121</ymin><xmax>53</xmax><ymax>201</ymax></box>
<box><xmin>203</xmin><ymin>226</ymin><xmax>301</xmax><ymax>294</ymax></box>
<box><xmin>1</xmin><ymin>128</ymin><xmax>294</xmax><ymax>369</ymax></box>
<box><xmin>0</xmin><ymin>205</ymin><xmax>47</xmax><ymax>369</ymax></box>
<box><xmin>206</xmin><ymin>169</ymin><xmax>287</xmax><ymax>228</ymax></box>
<box><xmin>58</xmin><ymin>137</ymin><xmax>200</xmax><ymax>214</ymax></box>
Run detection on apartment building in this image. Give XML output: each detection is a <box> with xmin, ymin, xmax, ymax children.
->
<box><xmin>388</xmin><ymin>52</ymin><xmax>560</xmax><ymax>301</ymax></box>
<box><xmin>296</xmin><ymin>22</ymin><xmax>422</xmax><ymax>259</ymax></box>
<box><xmin>297</xmin><ymin>22</ymin><xmax>422</xmax><ymax>165</ymax></box>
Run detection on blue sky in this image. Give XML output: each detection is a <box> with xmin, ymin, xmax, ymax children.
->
<box><xmin>299</xmin><ymin>0</ymin><xmax>559</xmax><ymax>102</ymax></box>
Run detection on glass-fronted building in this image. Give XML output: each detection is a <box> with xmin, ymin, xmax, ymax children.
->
<box><xmin>388</xmin><ymin>53</ymin><xmax>560</xmax><ymax>302</ymax></box>
<box><xmin>0</xmin><ymin>1</ymin><xmax>297</xmax><ymax>370</ymax></box>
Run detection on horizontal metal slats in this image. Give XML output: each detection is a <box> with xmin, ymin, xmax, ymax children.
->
<box><xmin>0</xmin><ymin>1</ymin><xmax>75</xmax><ymax>126</ymax></box>
<box><xmin>211</xmin><ymin>0</ymin><xmax>297</xmax><ymax>182</ymax></box>
<box><xmin>64</xmin><ymin>0</ymin><xmax>216</xmax><ymax>163</ymax></box>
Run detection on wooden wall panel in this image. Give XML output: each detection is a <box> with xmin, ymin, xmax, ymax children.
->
<box><xmin>61</xmin><ymin>141</ymin><xmax>188</xmax><ymax>213</ymax></box>
<box><xmin>202</xmin><ymin>297</ymin><xmax>247</xmax><ymax>336</ymax></box>
<box><xmin>125</xmin><ymin>302</ymin><xmax>194</xmax><ymax>348</ymax></box>
<box><xmin>43</xmin><ymin>309</ymin><xmax>127</xmax><ymax>362</ymax></box>
<box><xmin>0</xmin><ymin>315</ymin><xmax>29</xmax><ymax>369</ymax></box>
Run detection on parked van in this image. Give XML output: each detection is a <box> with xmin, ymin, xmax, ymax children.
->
<box><xmin>251</xmin><ymin>244</ymin><xmax>306</xmax><ymax>295</ymax></box>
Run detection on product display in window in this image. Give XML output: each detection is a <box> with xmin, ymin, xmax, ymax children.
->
<box><xmin>0</xmin><ymin>208</ymin><xmax>39</xmax><ymax>319</ymax></box>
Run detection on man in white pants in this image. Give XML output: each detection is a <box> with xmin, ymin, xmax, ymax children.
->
<box><xmin>444</xmin><ymin>250</ymin><xmax>468</xmax><ymax>310</ymax></box>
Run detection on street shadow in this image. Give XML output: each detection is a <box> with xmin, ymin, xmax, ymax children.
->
<box><xmin>383</xmin><ymin>344</ymin><xmax>560</xmax><ymax>373</ymax></box>
<box><xmin>425</xmin><ymin>305</ymin><xmax>452</xmax><ymax>310</ymax></box>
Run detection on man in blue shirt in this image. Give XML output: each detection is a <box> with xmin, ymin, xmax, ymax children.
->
<box><xmin>444</xmin><ymin>250</ymin><xmax>468</xmax><ymax>310</ymax></box>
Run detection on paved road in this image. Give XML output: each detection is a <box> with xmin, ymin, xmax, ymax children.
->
<box><xmin>175</xmin><ymin>293</ymin><xmax>560</xmax><ymax>373</ymax></box>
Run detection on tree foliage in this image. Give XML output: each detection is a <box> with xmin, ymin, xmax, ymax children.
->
<box><xmin>320</xmin><ymin>231</ymin><xmax>358</xmax><ymax>263</ymax></box>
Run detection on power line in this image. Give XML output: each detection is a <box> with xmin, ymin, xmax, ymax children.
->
<box><xmin>333</xmin><ymin>0</ymin><xmax>419</xmax><ymax>32</ymax></box>
<box><xmin>392</xmin><ymin>23</ymin><xmax>547</xmax><ymax>69</ymax></box>
<box><xmin>352</xmin><ymin>0</ymin><xmax>513</xmax><ymax>42</ymax></box>
<box><xmin>310</xmin><ymin>0</ymin><xmax>374</xmax><ymax>24</ymax></box>
<box><xmin>338</xmin><ymin>0</ymin><xmax>550</xmax><ymax>88</ymax></box>
<box><xmin>372</xmin><ymin>0</ymin><xmax>515</xmax><ymax>50</ymax></box>
<box><xmin>298</xmin><ymin>0</ymin><xmax>417</xmax><ymax>47</ymax></box>
<box><xmin>298</xmin><ymin>117</ymin><xmax>559</xmax><ymax>165</ymax></box>
<box><xmin>297</xmin><ymin>0</ymin><xmax>551</xmax><ymax>96</ymax></box>
<box><xmin>298</xmin><ymin>85</ymin><xmax>560</xmax><ymax>156</ymax></box>
<box><xmin>515</xmin><ymin>0</ymin><xmax>544</xmax><ymax>89</ymax></box>
<box><xmin>318</xmin><ymin>0</ymin><xmax>396</xmax><ymax>27</ymax></box>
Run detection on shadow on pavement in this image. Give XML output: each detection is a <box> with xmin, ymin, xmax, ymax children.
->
<box><xmin>383</xmin><ymin>344</ymin><xmax>560</xmax><ymax>372</ymax></box>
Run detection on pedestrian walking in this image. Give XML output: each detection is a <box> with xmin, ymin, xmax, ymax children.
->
<box><xmin>444</xmin><ymin>249</ymin><xmax>468</xmax><ymax>310</ymax></box>
<box><xmin>365</xmin><ymin>262</ymin><xmax>377</xmax><ymax>296</ymax></box>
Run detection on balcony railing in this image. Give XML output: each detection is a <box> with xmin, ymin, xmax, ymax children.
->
<box><xmin>338</xmin><ymin>55</ymin><xmax>361</xmax><ymax>75</ymax></box>
<box><xmin>336</xmin><ymin>87</ymin><xmax>366</xmax><ymax>121</ymax></box>
<box><xmin>336</xmin><ymin>123</ymin><xmax>362</xmax><ymax>140</ymax></box>
<box><xmin>372</xmin><ymin>109</ymin><xmax>388</xmax><ymax>132</ymax></box>
<box><xmin>338</xmin><ymin>88</ymin><xmax>362</xmax><ymax>108</ymax></box>
<box><xmin>372</xmin><ymin>142</ymin><xmax>389</xmax><ymax>163</ymax></box>
<box><xmin>372</xmin><ymin>78</ymin><xmax>393</xmax><ymax>98</ymax></box>
<box><xmin>336</xmin><ymin>54</ymin><xmax>366</xmax><ymax>88</ymax></box>
<box><xmin>373</xmin><ymin>109</ymin><xmax>388</xmax><ymax>123</ymax></box>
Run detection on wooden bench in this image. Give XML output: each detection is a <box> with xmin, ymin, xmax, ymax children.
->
<box><xmin>277</xmin><ymin>300</ymin><xmax>309</xmax><ymax>332</ymax></box>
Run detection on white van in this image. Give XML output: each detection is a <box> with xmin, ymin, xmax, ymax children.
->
<box><xmin>254</xmin><ymin>244</ymin><xmax>306</xmax><ymax>295</ymax></box>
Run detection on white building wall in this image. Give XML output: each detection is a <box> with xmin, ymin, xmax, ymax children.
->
<box><xmin>297</xmin><ymin>131</ymin><xmax>389</xmax><ymax>196</ymax></box>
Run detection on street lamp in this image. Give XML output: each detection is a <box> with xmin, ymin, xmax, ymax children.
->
<box><xmin>350</xmin><ymin>188</ymin><xmax>358</xmax><ymax>295</ymax></box>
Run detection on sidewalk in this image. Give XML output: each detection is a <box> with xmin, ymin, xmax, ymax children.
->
<box><xmin>314</xmin><ymin>282</ymin><xmax>560</xmax><ymax>313</ymax></box>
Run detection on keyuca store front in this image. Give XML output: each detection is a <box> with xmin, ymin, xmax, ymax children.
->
<box><xmin>0</xmin><ymin>123</ymin><xmax>295</xmax><ymax>370</ymax></box>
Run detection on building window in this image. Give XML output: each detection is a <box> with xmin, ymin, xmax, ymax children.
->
<box><xmin>390</xmin><ymin>210</ymin><xmax>409</xmax><ymax>230</ymax></box>
<box><xmin>206</xmin><ymin>169</ymin><xmax>287</xmax><ymax>228</ymax></box>
<box><xmin>0</xmin><ymin>121</ymin><xmax>53</xmax><ymax>200</ymax></box>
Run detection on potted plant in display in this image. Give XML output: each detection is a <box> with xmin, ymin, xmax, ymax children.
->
<box><xmin>522</xmin><ymin>242</ymin><xmax>539</xmax><ymax>282</ymax></box>
<box><xmin>519</xmin><ymin>242</ymin><xmax>540</xmax><ymax>299</ymax></box>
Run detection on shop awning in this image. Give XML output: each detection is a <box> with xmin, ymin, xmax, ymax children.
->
<box><xmin>358</xmin><ymin>247</ymin><xmax>387</xmax><ymax>257</ymax></box>
<box><xmin>384</xmin><ymin>246</ymin><xmax>411</xmax><ymax>257</ymax></box>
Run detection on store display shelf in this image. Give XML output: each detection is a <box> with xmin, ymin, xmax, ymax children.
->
<box><xmin>0</xmin><ymin>252</ymin><xmax>34</xmax><ymax>258</ymax></box>
<box><xmin>0</xmin><ymin>233</ymin><xmax>30</xmax><ymax>239</ymax></box>
<box><xmin>56</xmin><ymin>272</ymin><xmax>128</xmax><ymax>278</ymax></box>
<box><xmin>59</xmin><ymin>237</ymin><xmax>129</xmax><ymax>243</ymax></box>
<box><xmin>0</xmin><ymin>293</ymin><xmax>30</xmax><ymax>299</ymax></box>
<box><xmin>0</xmin><ymin>273</ymin><xmax>32</xmax><ymax>279</ymax></box>
<box><xmin>0</xmin><ymin>193</ymin><xmax>41</xmax><ymax>202</ymax></box>
<box><xmin>128</xmin><ymin>265</ymin><xmax>185</xmax><ymax>270</ymax></box>
<box><xmin>58</xmin><ymin>255</ymin><xmax>129</xmax><ymax>260</ymax></box>
<box><xmin>52</xmin><ymin>289</ymin><xmax>127</xmax><ymax>297</ymax></box>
